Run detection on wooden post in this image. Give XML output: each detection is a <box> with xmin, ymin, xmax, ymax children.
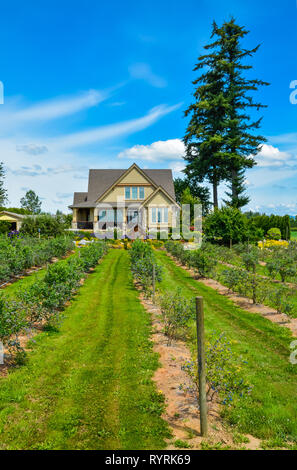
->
<box><xmin>152</xmin><ymin>263</ymin><xmax>156</xmax><ymax>303</ymax></box>
<box><xmin>196</xmin><ymin>296</ymin><xmax>208</xmax><ymax>437</ymax></box>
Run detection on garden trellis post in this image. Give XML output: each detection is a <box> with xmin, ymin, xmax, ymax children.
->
<box><xmin>196</xmin><ymin>296</ymin><xmax>208</xmax><ymax>437</ymax></box>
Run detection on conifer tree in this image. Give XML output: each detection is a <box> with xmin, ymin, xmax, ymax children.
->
<box><xmin>217</xmin><ymin>18</ymin><xmax>269</xmax><ymax>208</ymax></box>
<box><xmin>183</xmin><ymin>33</ymin><xmax>229</xmax><ymax>208</ymax></box>
<box><xmin>0</xmin><ymin>162</ymin><xmax>7</xmax><ymax>206</ymax></box>
<box><xmin>184</xmin><ymin>18</ymin><xmax>269</xmax><ymax>209</ymax></box>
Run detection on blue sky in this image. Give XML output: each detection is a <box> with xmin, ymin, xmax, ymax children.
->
<box><xmin>0</xmin><ymin>0</ymin><xmax>297</xmax><ymax>214</ymax></box>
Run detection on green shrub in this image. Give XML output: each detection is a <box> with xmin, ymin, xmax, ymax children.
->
<box><xmin>20</xmin><ymin>214</ymin><xmax>67</xmax><ymax>237</ymax></box>
<box><xmin>130</xmin><ymin>240</ymin><xmax>162</xmax><ymax>297</ymax></box>
<box><xmin>180</xmin><ymin>332</ymin><xmax>252</xmax><ymax>405</ymax></box>
<box><xmin>158</xmin><ymin>290</ymin><xmax>194</xmax><ymax>344</ymax></box>
<box><xmin>204</xmin><ymin>207</ymin><xmax>263</xmax><ymax>246</ymax></box>
<box><xmin>266</xmin><ymin>227</ymin><xmax>282</xmax><ymax>240</ymax></box>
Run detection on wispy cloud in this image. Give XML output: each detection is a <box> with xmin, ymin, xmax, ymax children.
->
<box><xmin>0</xmin><ymin>89</ymin><xmax>109</xmax><ymax>130</ymax></box>
<box><xmin>129</xmin><ymin>63</ymin><xmax>167</xmax><ymax>88</ymax></box>
<box><xmin>268</xmin><ymin>133</ymin><xmax>297</xmax><ymax>145</ymax></box>
<box><xmin>16</xmin><ymin>143</ymin><xmax>48</xmax><ymax>155</ymax></box>
<box><xmin>52</xmin><ymin>104</ymin><xmax>181</xmax><ymax>149</ymax></box>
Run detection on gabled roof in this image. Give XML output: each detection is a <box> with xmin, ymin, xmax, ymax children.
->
<box><xmin>0</xmin><ymin>211</ymin><xmax>25</xmax><ymax>219</ymax></box>
<box><xmin>140</xmin><ymin>186</ymin><xmax>180</xmax><ymax>208</ymax></box>
<box><xmin>73</xmin><ymin>192</ymin><xmax>88</xmax><ymax>205</ymax></box>
<box><xmin>70</xmin><ymin>163</ymin><xmax>176</xmax><ymax>208</ymax></box>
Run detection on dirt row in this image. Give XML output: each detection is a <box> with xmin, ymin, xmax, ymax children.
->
<box><xmin>166</xmin><ymin>252</ymin><xmax>297</xmax><ymax>338</ymax></box>
<box><xmin>137</xmin><ymin>288</ymin><xmax>261</xmax><ymax>450</ymax></box>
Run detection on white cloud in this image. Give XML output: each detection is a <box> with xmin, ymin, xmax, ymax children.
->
<box><xmin>129</xmin><ymin>63</ymin><xmax>167</xmax><ymax>88</ymax></box>
<box><xmin>255</xmin><ymin>144</ymin><xmax>295</xmax><ymax>168</ymax></box>
<box><xmin>118</xmin><ymin>138</ymin><xmax>185</xmax><ymax>162</ymax></box>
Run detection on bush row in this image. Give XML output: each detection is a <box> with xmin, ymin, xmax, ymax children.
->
<box><xmin>0</xmin><ymin>235</ymin><xmax>74</xmax><ymax>284</ymax></box>
<box><xmin>0</xmin><ymin>242</ymin><xmax>108</xmax><ymax>362</ymax></box>
<box><xmin>130</xmin><ymin>240</ymin><xmax>163</xmax><ymax>297</ymax></box>
<box><xmin>165</xmin><ymin>240</ymin><xmax>217</xmax><ymax>278</ymax></box>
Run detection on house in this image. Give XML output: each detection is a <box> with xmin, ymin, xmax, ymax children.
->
<box><xmin>69</xmin><ymin>163</ymin><xmax>179</xmax><ymax>236</ymax></box>
<box><xmin>0</xmin><ymin>211</ymin><xmax>25</xmax><ymax>231</ymax></box>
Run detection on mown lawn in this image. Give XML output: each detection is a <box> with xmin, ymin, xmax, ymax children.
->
<box><xmin>291</xmin><ymin>230</ymin><xmax>297</xmax><ymax>241</ymax></box>
<box><xmin>155</xmin><ymin>250</ymin><xmax>297</xmax><ymax>448</ymax></box>
<box><xmin>0</xmin><ymin>250</ymin><xmax>169</xmax><ymax>450</ymax></box>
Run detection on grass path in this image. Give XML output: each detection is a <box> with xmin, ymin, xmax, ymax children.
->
<box><xmin>155</xmin><ymin>250</ymin><xmax>297</xmax><ymax>447</ymax></box>
<box><xmin>0</xmin><ymin>250</ymin><xmax>169</xmax><ymax>450</ymax></box>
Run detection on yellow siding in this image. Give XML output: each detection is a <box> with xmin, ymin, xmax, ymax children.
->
<box><xmin>145</xmin><ymin>191</ymin><xmax>175</xmax><ymax>226</ymax></box>
<box><xmin>0</xmin><ymin>214</ymin><xmax>19</xmax><ymax>222</ymax></box>
<box><xmin>120</xmin><ymin>168</ymin><xmax>150</xmax><ymax>184</ymax></box>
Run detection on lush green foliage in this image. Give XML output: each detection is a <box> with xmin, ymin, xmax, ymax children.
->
<box><xmin>174</xmin><ymin>177</ymin><xmax>211</xmax><ymax>215</ymax></box>
<box><xmin>130</xmin><ymin>240</ymin><xmax>162</xmax><ymax>297</ymax></box>
<box><xmin>204</xmin><ymin>207</ymin><xmax>263</xmax><ymax>245</ymax></box>
<box><xmin>0</xmin><ymin>250</ymin><xmax>169</xmax><ymax>450</ymax></box>
<box><xmin>165</xmin><ymin>240</ymin><xmax>217</xmax><ymax>278</ymax></box>
<box><xmin>0</xmin><ymin>235</ymin><xmax>74</xmax><ymax>284</ymax></box>
<box><xmin>183</xmin><ymin>18</ymin><xmax>268</xmax><ymax>209</ymax></box>
<box><xmin>20</xmin><ymin>189</ymin><xmax>42</xmax><ymax>214</ymax></box>
<box><xmin>181</xmin><ymin>332</ymin><xmax>252</xmax><ymax>405</ymax></box>
<box><xmin>20</xmin><ymin>214</ymin><xmax>70</xmax><ymax>237</ymax></box>
<box><xmin>266</xmin><ymin>227</ymin><xmax>282</xmax><ymax>240</ymax></box>
<box><xmin>251</xmin><ymin>214</ymin><xmax>291</xmax><ymax>240</ymax></box>
<box><xmin>0</xmin><ymin>242</ymin><xmax>108</xmax><ymax>359</ymax></box>
<box><xmin>156</xmin><ymin>250</ymin><xmax>297</xmax><ymax>446</ymax></box>
<box><xmin>158</xmin><ymin>289</ymin><xmax>194</xmax><ymax>343</ymax></box>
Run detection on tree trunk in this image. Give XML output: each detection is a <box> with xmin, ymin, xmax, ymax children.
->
<box><xmin>213</xmin><ymin>181</ymin><xmax>218</xmax><ymax>209</ymax></box>
<box><xmin>231</xmin><ymin>168</ymin><xmax>238</xmax><ymax>204</ymax></box>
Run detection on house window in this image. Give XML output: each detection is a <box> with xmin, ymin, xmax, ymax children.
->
<box><xmin>107</xmin><ymin>210</ymin><xmax>114</xmax><ymax>222</ymax></box>
<box><xmin>132</xmin><ymin>186</ymin><xmax>138</xmax><ymax>199</ymax></box>
<box><xmin>152</xmin><ymin>208</ymin><xmax>156</xmax><ymax>223</ymax></box>
<box><xmin>125</xmin><ymin>186</ymin><xmax>145</xmax><ymax>200</ymax></box>
<box><xmin>98</xmin><ymin>210</ymin><xmax>107</xmax><ymax>221</ymax></box>
<box><xmin>151</xmin><ymin>207</ymin><xmax>169</xmax><ymax>224</ymax></box>
<box><xmin>125</xmin><ymin>187</ymin><xmax>131</xmax><ymax>199</ymax></box>
<box><xmin>164</xmin><ymin>207</ymin><xmax>168</xmax><ymax>223</ymax></box>
<box><xmin>157</xmin><ymin>209</ymin><xmax>162</xmax><ymax>223</ymax></box>
<box><xmin>139</xmin><ymin>187</ymin><xmax>144</xmax><ymax>199</ymax></box>
<box><xmin>116</xmin><ymin>209</ymin><xmax>123</xmax><ymax>223</ymax></box>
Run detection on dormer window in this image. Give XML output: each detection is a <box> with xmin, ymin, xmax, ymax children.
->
<box><xmin>125</xmin><ymin>187</ymin><xmax>131</xmax><ymax>199</ymax></box>
<box><xmin>125</xmin><ymin>186</ymin><xmax>145</xmax><ymax>200</ymax></box>
<box><xmin>132</xmin><ymin>186</ymin><xmax>138</xmax><ymax>199</ymax></box>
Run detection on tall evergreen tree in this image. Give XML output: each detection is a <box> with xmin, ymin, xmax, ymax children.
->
<box><xmin>0</xmin><ymin>162</ymin><xmax>7</xmax><ymax>206</ymax></box>
<box><xmin>213</xmin><ymin>18</ymin><xmax>269</xmax><ymax>208</ymax></box>
<box><xmin>184</xmin><ymin>18</ymin><xmax>269</xmax><ymax>209</ymax></box>
<box><xmin>183</xmin><ymin>35</ymin><xmax>229</xmax><ymax>208</ymax></box>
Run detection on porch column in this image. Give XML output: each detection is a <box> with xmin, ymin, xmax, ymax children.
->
<box><xmin>93</xmin><ymin>207</ymin><xmax>99</xmax><ymax>232</ymax></box>
<box><xmin>72</xmin><ymin>208</ymin><xmax>78</xmax><ymax>229</ymax></box>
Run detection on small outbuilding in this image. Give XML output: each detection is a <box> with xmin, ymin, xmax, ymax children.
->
<box><xmin>0</xmin><ymin>211</ymin><xmax>25</xmax><ymax>231</ymax></box>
